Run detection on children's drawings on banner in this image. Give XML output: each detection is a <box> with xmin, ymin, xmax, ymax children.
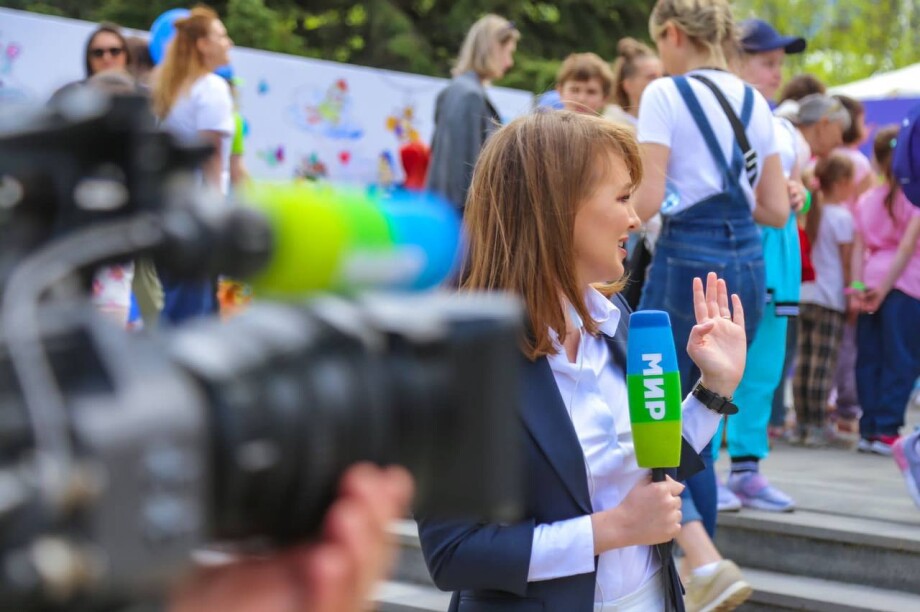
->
<box><xmin>0</xmin><ymin>32</ymin><xmax>29</xmax><ymax>102</ymax></box>
<box><xmin>386</xmin><ymin>105</ymin><xmax>421</xmax><ymax>143</ymax></box>
<box><xmin>257</xmin><ymin>145</ymin><xmax>285</xmax><ymax>167</ymax></box>
<box><xmin>289</xmin><ymin>78</ymin><xmax>364</xmax><ymax>139</ymax></box>
<box><xmin>0</xmin><ymin>7</ymin><xmax>534</xmax><ymax>187</ymax></box>
<box><xmin>294</xmin><ymin>153</ymin><xmax>329</xmax><ymax>181</ymax></box>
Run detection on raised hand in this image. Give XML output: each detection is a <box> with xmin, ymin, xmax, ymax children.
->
<box><xmin>686</xmin><ymin>272</ymin><xmax>747</xmax><ymax>399</ymax></box>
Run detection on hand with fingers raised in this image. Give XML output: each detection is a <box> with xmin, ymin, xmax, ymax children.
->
<box><xmin>686</xmin><ymin>272</ymin><xmax>747</xmax><ymax>399</ymax></box>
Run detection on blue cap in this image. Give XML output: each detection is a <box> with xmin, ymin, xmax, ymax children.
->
<box><xmin>740</xmin><ymin>19</ymin><xmax>806</xmax><ymax>55</ymax></box>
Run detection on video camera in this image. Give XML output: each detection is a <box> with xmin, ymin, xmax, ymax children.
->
<box><xmin>0</xmin><ymin>90</ymin><xmax>522</xmax><ymax>609</ymax></box>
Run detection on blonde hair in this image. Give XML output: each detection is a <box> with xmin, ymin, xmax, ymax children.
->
<box><xmin>649</xmin><ymin>0</ymin><xmax>736</xmax><ymax>68</ymax></box>
<box><xmin>152</xmin><ymin>6</ymin><xmax>219</xmax><ymax>119</ymax></box>
<box><xmin>462</xmin><ymin>111</ymin><xmax>642</xmax><ymax>360</ymax></box>
<box><xmin>610</xmin><ymin>37</ymin><xmax>656</xmax><ymax>110</ymax></box>
<box><xmin>556</xmin><ymin>52</ymin><xmax>615</xmax><ymax>99</ymax></box>
<box><xmin>453</xmin><ymin>14</ymin><xmax>520</xmax><ymax>79</ymax></box>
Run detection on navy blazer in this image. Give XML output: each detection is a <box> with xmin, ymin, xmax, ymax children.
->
<box><xmin>417</xmin><ymin>294</ymin><xmax>704</xmax><ymax>611</ymax></box>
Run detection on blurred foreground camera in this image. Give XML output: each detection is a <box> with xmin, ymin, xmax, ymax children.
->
<box><xmin>0</xmin><ymin>91</ymin><xmax>523</xmax><ymax>609</ymax></box>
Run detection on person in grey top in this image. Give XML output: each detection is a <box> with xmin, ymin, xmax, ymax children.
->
<box><xmin>427</xmin><ymin>15</ymin><xmax>519</xmax><ymax>211</ymax></box>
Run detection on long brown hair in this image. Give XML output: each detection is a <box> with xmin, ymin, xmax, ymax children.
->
<box><xmin>873</xmin><ymin>125</ymin><xmax>901</xmax><ymax>220</ymax></box>
<box><xmin>462</xmin><ymin>111</ymin><xmax>642</xmax><ymax>360</ymax></box>
<box><xmin>610</xmin><ymin>37</ymin><xmax>655</xmax><ymax>110</ymax></box>
<box><xmin>806</xmin><ymin>154</ymin><xmax>854</xmax><ymax>245</ymax></box>
<box><xmin>152</xmin><ymin>6</ymin><xmax>218</xmax><ymax>119</ymax></box>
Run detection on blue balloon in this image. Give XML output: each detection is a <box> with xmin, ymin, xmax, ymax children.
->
<box><xmin>379</xmin><ymin>190</ymin><xmax>462</xmax><ymax>290</ymax></box>
<box><xmin>214</xmin><ymin>65</ymin><xmax>234</xmax><ymax>81</ymax></box>
<box><xmin>149</xmin><ymin>8</ymin><xmax>190</xmax><ymax>65</ymax></box>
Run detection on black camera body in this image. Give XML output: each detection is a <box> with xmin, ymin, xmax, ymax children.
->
<box><xmin>0</xmin><ymin>91</ymin><xmax>523</xmax><ymax>609</ymax></box>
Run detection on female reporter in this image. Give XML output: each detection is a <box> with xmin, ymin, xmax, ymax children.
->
<box><xmin>418</xmin><ymin>111</ymin><xmax>747</xmax><ymax>611</ymax></box>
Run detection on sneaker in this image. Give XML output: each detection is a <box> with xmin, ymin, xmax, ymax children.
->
<box><xmin>803</xmin><ymin>425</ymin><xmax>856</xmax><ymax>450</ymax></box>
<box><xmin>857</xmin><ymin>437</ymin><xmax>875</xmax><ymax>453</ymax></box>
<box><xmin>717</xmin><ymin>481</ymin><xmax>742</xmax><ymax>512</ymax></box>
<box><xmin>892</xmin><ymin>432</ymin><xmax>920</xmax><ymax>508</ymax></box>
<box><xmin>684</xmin><ymin>559</ymin><xmax>753</xmax><ymax>612</ymax></box>
<box><xmin>871</xmin><ymin>434</ymin><xmax>898</xmax><ymax>456</ymax></box>
<box><xmin>727</xmin><ymin>471</ymin><xmax>795</xmax><ymax>512</ymax></box>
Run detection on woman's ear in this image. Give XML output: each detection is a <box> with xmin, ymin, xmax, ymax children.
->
<box><xmin>666</xmin><ymin>23</ymin><xmax>683</xmax><ymax>48</ymax></box>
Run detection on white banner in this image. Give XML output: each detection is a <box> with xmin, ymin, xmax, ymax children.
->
<box><xmin>0</xmin><ymin>8</ymin><xmax>533</xmax><ymax>186</ymax></box>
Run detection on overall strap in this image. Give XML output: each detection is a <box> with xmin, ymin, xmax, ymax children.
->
<box><xmin>727</xmin><ymin>85</ymin><xmax>756</xmax><ymax>186</ymax></box>
<box><xmin>735</xmin><ymin>84</ymin><xmax>756</xmax><ymax>184</ymax></box>
<box><xmin>672</xmin><ymin>76</ymin><xmax>734</xmax><ymax>184</ymax></box>
<box><xmin>691</xmin><ymin>74</ymin><xmax>759</xmax><ymax>187</ymax></box>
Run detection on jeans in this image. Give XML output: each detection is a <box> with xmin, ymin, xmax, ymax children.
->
<box><xmin>771</xmin><ymin>322</ymin><xmax>797</xmax><ymax>427</ymax></box>
<box><xmin>856</xmin><ymin>290</ymin><xmax>920</xmax><ymax>437</ymax></box>
<box><xmin>832</xmin><ymin>322</ymin><xmax>862</xmax><ymax>421</ymax></box>
<box><xmin>639</xmin><ymin>196</ymin><xmax>765</xmax><ymax>538</ymax></box>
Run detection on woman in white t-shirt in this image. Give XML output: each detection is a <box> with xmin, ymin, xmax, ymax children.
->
<box><xmin>152</xmin><ymin>6</ymin><xmax>234</xmax><ymax>324</ymax></box>
<box><xmin>629</xmin><ymin>0</ymin><xmax>790</xmax><ymax>606</ymax></box>
<box><xmin>153</xmin><ymin>6</ymin><xmax>234</xmax><ymax>191</ymax></box>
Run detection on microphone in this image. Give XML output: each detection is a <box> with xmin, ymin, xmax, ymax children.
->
<box><xmin>626</xmin><ymin>309</ymin><xmax>683</xmax><ymax>610</ymax></box>
<box><xmin>626</xmin><ymin>309</ymin><xmax>683</xmax><ymax>477</ymax></box>
<box><xmin>241</xmin><ymin>183</ymin><xmax>462</xmax><ymax>296</ymax></box>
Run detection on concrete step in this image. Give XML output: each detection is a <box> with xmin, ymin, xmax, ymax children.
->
<box><xmin>374</xmin><ymin>571</ymin><xmax>920</xmax><ymax>612</ymax></box>
<box><xmin>714</xmin><ymin>509</ymin><xmax>920</xmax><ymax>595</ymax></box>
<box><xmin>740</xmin><ymin>568</ymin><xmax>920</xmax><ymax>611</ymax></box>
<box><xmin>386</xmin><ymin>521</ymin><xmax>920</xmax><ymax>611</ymax></box>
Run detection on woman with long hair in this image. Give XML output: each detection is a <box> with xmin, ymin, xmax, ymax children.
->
<box><xmin>152</xmin><ymin>5</ymin><xmax>234</xmax><ymax>324</ymax></box>
<box><xmin>418</xmin><ymin>110</ymin><xmax>747</xmax><ymax>612</ymax></box>
<box><xmin>153</xmin><ymin>5</ymin><xmax>234</xmax><ymax>191</ymax></box>
<box><xmin>426</xmin><ymin>14</ymin><xmax>519</xmax><ymax>211</ymax></box>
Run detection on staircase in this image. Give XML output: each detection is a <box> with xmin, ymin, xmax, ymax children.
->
<box><xmin>376</xmin><ymin>410</ymin><xmax>920</xmax><ymax>611</ymax></box>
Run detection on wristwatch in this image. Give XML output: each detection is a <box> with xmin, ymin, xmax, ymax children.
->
<box><xmin>691</xmin><ymin>380</ymin><xmax>739</xmax><ymax>415</ymax></box>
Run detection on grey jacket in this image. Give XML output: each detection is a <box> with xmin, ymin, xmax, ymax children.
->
<box><xmin>426</xmin><ymin>71</ymin><xmax>501</xmax><ymax>211</ymax></box>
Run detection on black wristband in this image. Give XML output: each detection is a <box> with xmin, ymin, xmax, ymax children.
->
<box><xmin>692</xmin><ymin>380</ymin><xmax>739</xmax><ymax>415</ymax></box>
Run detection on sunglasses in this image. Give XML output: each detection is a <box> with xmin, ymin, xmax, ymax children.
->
<box><xmin>90</xmin><ymin>47</ymin><xmax>124</xmax><ymax>59</ymax></box>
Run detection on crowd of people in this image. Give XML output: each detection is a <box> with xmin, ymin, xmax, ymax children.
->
<box><xmin>423</xmin><ymin>1</ymin><xmax>920</xmax><ymax>611</ymax></box>
<box><xmin>35</xmin><ymin>0</ymin><xmax>920</xmax><ymax>610</ymax></box>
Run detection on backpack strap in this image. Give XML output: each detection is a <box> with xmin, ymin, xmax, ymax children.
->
<box><xmin>691</xmin><ymin>74</ymin><xmax>759</xmax><ymax>187</ymax></box>
<box><xmin>672</xmin><ymin>76</ymin><xmax>734</xmax><ymax>183</ymax></box>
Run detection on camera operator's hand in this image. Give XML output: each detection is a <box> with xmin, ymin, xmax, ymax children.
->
<box><xmin>171</xmin><ymin>464</ymin><xmax>413</xmax><ymax>612</ymax></box>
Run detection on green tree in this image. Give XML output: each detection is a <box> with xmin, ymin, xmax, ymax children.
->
<box><xmin>735</xmin><ymin>0</ymin><xmax>920</xmax><ymax>87</ymax></box>
<box><xmin>2</xmin><ymin>0</ymin><xmax>658</xmax><ymax>92</ymax></box>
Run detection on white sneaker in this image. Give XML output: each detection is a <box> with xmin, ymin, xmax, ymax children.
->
<box><xmin>717</xmin><ymin>481</ymin><xmax>742</xmax><ymax>512</ymax></box>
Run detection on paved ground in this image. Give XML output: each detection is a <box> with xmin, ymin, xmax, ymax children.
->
<box><xmin>714</xmin><ymin>395</ymin><xmax>920</xmax><ymax>526</ymax></box>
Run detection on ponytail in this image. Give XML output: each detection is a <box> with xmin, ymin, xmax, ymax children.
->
<box><xmin>806</xmin><ymin>154</ymin><xmax>854</xmax><ymax>245</ymax></box>
<box><xmin>873</xmin><ymin>125</ymin><xmax>901</xmax><ymax>220</ymax></box>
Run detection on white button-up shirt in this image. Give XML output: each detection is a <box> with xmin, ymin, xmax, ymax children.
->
<box><xmin>527</xmin><ymin>288</ymin><xmax>721</xmax><ymax>604</ymax></box>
